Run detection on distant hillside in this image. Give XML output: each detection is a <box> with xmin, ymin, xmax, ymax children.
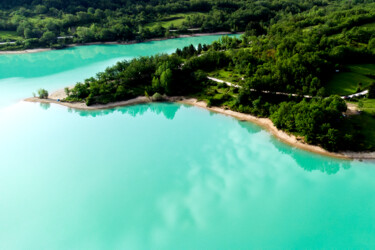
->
<box><xmin>0</xmin><ymin>0</ymin><xmax>329</xmax><ymax>50</ymax></box>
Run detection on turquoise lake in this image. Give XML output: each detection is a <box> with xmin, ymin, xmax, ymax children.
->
<box><xmin>0</xmin><ymin>35</ymin><xmax>375</xmax><ymax>249</ymax></box>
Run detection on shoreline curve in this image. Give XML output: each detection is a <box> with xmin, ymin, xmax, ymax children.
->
<box><xmin>25</xmin><ymin>91</ymin><xmax>375</xmax><ymax>161</ymax></box>
<box><xmin>0</xmin><ymin>32</ymin><xmax>239</xmax><ymax>55</ymax></box>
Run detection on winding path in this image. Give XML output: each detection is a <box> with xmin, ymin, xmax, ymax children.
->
<box><xmin>207</xmin><ymin>76</ymin><xmax>369</xmax><ymax>99</ymax></box>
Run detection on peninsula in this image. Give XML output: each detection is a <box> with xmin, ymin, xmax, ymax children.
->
<box><xmin>10</xmin><ymin>0</ymin><xmax>374</xmax><ymax>157</ymax></box>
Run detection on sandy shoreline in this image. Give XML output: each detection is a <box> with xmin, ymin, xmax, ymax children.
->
<box><xmin>0</xmin><ymin>48</ymin><xmax>52</xmax><ymax>54</ymax></box>
<box><xmin>25</xmin><ymin>91</ymin><xmax>375</xmax><ymax>160</ymax></box>
<box><xmin>0</xmin><ymin>32</ymin><xmax>238</xmax><ymax>55</ymax></box>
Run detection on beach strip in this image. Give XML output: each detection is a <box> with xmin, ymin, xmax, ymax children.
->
<box><xmin>25</xmin><ymin>90</ymin><xmax>375</xmax><ymax>160</ymax></box>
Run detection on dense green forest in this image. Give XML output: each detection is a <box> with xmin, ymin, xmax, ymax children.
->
<box><xmin>0</xmin><ymin>0</ymin><xmax>347</xmax><ymax>50</ymax></box>
<box><xmin>57</xmin><ymin>0</ymin><xmax>375</xmax><ymax>152</ymax></box>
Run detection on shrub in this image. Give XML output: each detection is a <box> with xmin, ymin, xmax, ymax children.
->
<box><xmin>152</xmin><ymin>92</ymin><xmax>164</xmax><ymax>102</ymax></box>
<box><xmin>37</xmin><ymin>88</ymin><xmax>48</xmax><ymax>99</ymax></box>
<box><xmin>86</xmin><ymin>94</ymin><xmax>94</xmax><ymax>106</ymax></box>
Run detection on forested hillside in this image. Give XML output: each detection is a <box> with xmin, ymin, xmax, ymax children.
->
<box><xmin>58</xmin><ymin>0</ymin><xmax>375</xmax><ymax>152</ymax></box>
<box><xmin>1</xmin><ymin>0</ymin><xmax>338</xmax><ymax>50</ymax></box>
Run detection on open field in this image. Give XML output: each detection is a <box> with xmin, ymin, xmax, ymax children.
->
<box><xmin>326</xmin><ymin>64</ymin><xmax>375</xmax><ymax>95</ymax></box>
<box><xmin>350</xmin><ymin>98</ymin><xmax>375</xmax><ymax>115</ymax></box>
<box><xmin>346</xmin><ymin>98</ymin><xmax>375</xmax><ymax>150</ymax></box>
<box><xmin>208</xmin><ymin>69</ymin><xmax>245</xmax><ymax>84</ymax></box>
<box><xmin>347</xmin><ymin>112</ymin><xmax>375</xmax><ymax>151</ymax></box>
<box><xmin>0</xmin><ymin>31</ymin><xmax>22</xmax><ymax>41</ymax></box>
<box><xmin>144</xmin><ymin>12</ymin><xmax>205</xmax><ymax>30</ymax></box>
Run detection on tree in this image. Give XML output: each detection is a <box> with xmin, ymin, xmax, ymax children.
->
<box><xmin>160</xmin><ymin>69</ymin><xmax>173</xmax><ymax>94</ymax></box>
<box><xmin>197</xmin><ymin>43</ymin><xmax>202</xmax><ymax>54</ymax></box>
<box><xmin>368</xmin><ymin>38</ymin><xmax>375</xmax><ymax>50</ymax></box>
<box><xmin>76</xmin><ymin>26</ymin><xmax>95</xmax><ymax>43</ymax></box>
<box><xmin>34</xmin><ymin>5</ymin><xmax>47</xmax><ymax>14</ymax></box>
<box><xmin>152</xmin><ymin>76</ymin><xmax>161</xmax><ymax>92</ymax></box>
<box><xmin>152</xmin><ymin>92</ymin><xmax>164</xmax><ymax>101</ymax></box>
<box><xmin>41</xmin><ymin>31</ymin><xmax>56</xmax><ymax>44</ymax></box>
<box><xmin>24</xmin><ymin>28</ymin><xmax>34</xmax><ymax>39</ymax></box>
<box><xmin>37</xmin><ymin>88</ymin><xmax>49</xmax><ymax>99</ymax></box>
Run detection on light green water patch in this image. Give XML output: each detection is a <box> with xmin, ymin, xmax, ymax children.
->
<box><xmin>0</xmin><ymin>102</ymin><xmax>374</xmax><ymax>249</ymax></box>
<box><xmin>0</xmin><ymin>34</ymin><xmax>239</xmax><ymax>108</ymax></box>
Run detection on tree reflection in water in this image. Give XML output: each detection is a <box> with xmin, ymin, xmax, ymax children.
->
<box><xmin>56</xmin><ymin>102</ymin><xmax>352</xmax><ymax>174</ymax></box>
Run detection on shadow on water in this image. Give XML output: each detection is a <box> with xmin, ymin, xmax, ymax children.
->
<box><xmin>270</xmin><ymin>136</ymin><xmax>351</xmax><ymax>174</ymax></box>
<box><xmin>64</xmin><ymin>102</ymin><xmax>181</xmax><ymax>120</ymax></box>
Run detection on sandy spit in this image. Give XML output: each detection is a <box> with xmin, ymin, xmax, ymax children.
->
<box><xmin>0</xmin><ymin>48</ymin><xmax>52</xmax><ymax>54</ymax></box>
<box><xmin>24</xmin><ymin>92</ymin><xmax>375</xmax><ymax>160</ymax></box>
<box><xmin>0</xmin><ymin>32</ymin><xmax>240</xmax><ymax>54</ymax></box>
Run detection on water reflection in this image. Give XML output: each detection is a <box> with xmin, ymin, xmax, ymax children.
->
<box><xmin>269</xmin><ymin>136</ymin><xmax>351</xmax><ymax>174</ymax></box>
<box><xmin>237</xmin><ymin>120</ymin><xmax>262</xmax><ymax>134</ymax></box>
<box><xmin>39</xmin><ymin>102</ymin><xmax>50</xmax><ymax>110</ymax></box>
<box><xmin>44</xmin><ymin>101</ymin><xmax>352</xmax><ymax>175</ymax></box>
<box><xmin>63</xmin><ymin>103</ymin><xmax>181</xmax><ymax>120</ymax></box>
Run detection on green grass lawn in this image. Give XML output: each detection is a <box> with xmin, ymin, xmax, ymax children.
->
<box><xmin>208</xmin><ymin>69</ymin><xmax>245</xmax><ymax>84</ymax></box>
<box><xmin>194</xmin><ymin>79</ymin><xmax>238</xmax><ymax>107</ymax></box>
<box><xmin>326</xmin><ymin>64</ymin><xmax>375</xmax><ymax>95</ymax></box>
<box><xmin>356</xmin><ymin>98</ymin><xmax>375</xmax><ymax>115</ymax></box>
<box><xmin>144</xmin><ymin>12</ymin><xmax>204</xmax><ymax>30</ymax></box>
<box><xmin>347</xmin><ymin>112</ymin><xmax>375</xmax><ymax>151</ymax></box>
<box><xmin>346</xmin><ymin>98</ymin><xmax>375</xmax><ymax>150</ymax></box>
<box><xmin>0</xmin><ymin>31</ymin><xmax>22</xmax><ymax>41</ymax></box>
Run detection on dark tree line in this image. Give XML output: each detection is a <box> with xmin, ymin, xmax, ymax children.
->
<box><xmin>0</xmin><ymin>0</ymin><xmax>348</xmax><ymax>49</ymax></box>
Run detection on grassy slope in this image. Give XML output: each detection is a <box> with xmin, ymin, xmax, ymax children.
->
<box><xmin>144</xmin><ymin>12</ymin><xmax>205</xmax><ymax>30</ymax></box>
<box><xmin>347</xmin><ymin>112</ymin><xmax>375</xmax><ymax>150</ymax></box>
<box><xmin>346</xmin><ymin>99</ymin><xmax>375</xmax><ymax>150</ymax></box>
<box><xmin>208</xmin><ymin>69</ymin><xmax>245</xmax><ymax>83</ymax></box>
<box><xmin>326</xmin><ymin>64</ymin><xmax>375</xmax><ymax>95</ymax></box>
<box><xmin>354</xmin><ymin>98</ymin><xmax>375</xmax><ymax>115</ymax></box>
<box><xmin>0</xmin><ymin>31</ymin><xmax>22</xmax><ymax>41</ymax></box>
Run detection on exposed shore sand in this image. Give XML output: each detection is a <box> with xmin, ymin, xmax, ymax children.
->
<box><xmin>0</xmin><ymin>48</ymin><xmax>52</xmax><ymax>54</ymax></box>
<box><xmin>0</xmin><ymin>32</ymin><xmax>238</xmax><ymax>55</ymax></box>
<box><xmin>25</xmin><ymin>90</ymin><xmax>375</xmax><ymax>160</ymax></box>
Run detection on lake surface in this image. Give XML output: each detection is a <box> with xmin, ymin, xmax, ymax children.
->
<box><xmin>0</xmin><ymin>35</ymin><xmax>375</xmax><ymax>249</ymax></box>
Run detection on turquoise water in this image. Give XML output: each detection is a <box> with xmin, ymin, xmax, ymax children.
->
<box><xmin>0</xmin><ymin>35</ymin><xmax>236</xmax><ymax>108</ymax></box>
<box><xmin>0</xmin><ymin>36</ymin><xmax>375</xmax><ymax>249</ymax></box>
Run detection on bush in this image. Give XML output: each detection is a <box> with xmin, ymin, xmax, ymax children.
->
<box><xmin>152</xmin><ymin>92</ymin><xmax>164</xmax><ymax>102</ymax></box>
<box><xmin>217</xmin><ymin>82</ymin><xmax>227</xmax><ymax>89</ymax></box>
<box><xmin>86</xmin><ymin>94</ymin><xmax>94</xmax><ymax>106</ymax></box>
<box><xmin>206</xmin><ymin>99</ymin><xmax>212</xmax><ymax>107</ymax></box>
<box><xmin>37</xmin><ymin>88</ymin><xmax>49</xmax><ymax>99</ymax></box>
<box><xmin>207</xmin><ymin>93</ymin><xmax>230</xmax><ymax>106</ymax></box>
